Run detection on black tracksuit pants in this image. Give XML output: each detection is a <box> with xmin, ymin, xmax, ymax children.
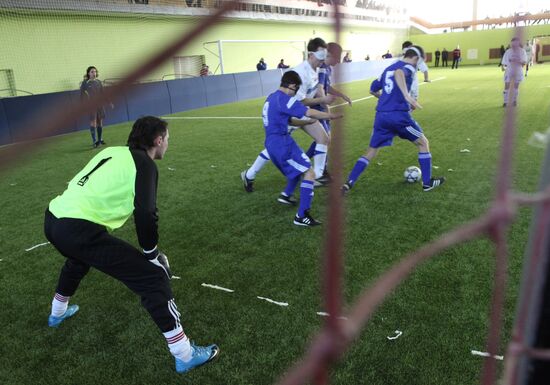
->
<box><xmin>44</xmin><ymin>210</ymin><xmax>179</xmax><ymax>332</ymax></box>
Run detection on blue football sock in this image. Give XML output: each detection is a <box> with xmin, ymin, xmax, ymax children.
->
<box><xmin>298</xmin><ymin>180</ymin><xmax>315</xmax><ymax>217</ymax></box>
<box><xmin>284</xmin><ymin>176</ymin><xmax>301</xmax><ymax>197</ymax></box>
<box><xmin>306</xmin><ymin>141</ymin><xmax>316</xmax><ymax>158</ymax></box>
<box><xmin>418</xmin><ymin>152</ymin><xmax>432</xmax><ymax>186</ymax></box>
<box><xmin>90</xmin><ymin>127</ymin><xmax>96</xmax><ymax>144</ymax></box>
<box><xmin>347</xmin><ymin>156</ymin><xmax>369</xmax><ymax>186</ymax></box>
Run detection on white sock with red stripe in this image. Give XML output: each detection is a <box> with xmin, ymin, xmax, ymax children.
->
<box><xmin>51</xmin><ymin>293</ymin><xmax>70</xmax><ymax>317</ymax></box>
<box><xmin>164</xmin><ymin>326</ymin><xmax>192</xmax><ymax>362</ymax></box>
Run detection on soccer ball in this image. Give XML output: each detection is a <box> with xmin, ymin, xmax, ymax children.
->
<box><xmin>404</xmin><ymin>166</ymin><xmax>422</xmax><ymax>183</ymax></box>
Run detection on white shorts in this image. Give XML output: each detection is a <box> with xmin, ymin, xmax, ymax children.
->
<box><xmin>504</xmin><ymin>69</ymin><xmax>524</xmax><ymax>83</ymax></box>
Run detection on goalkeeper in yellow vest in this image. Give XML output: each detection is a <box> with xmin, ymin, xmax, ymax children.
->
<box><xmin>45</xmin><ymin>116</ymin><xmax>218</xmax><ymax>374</ymax></box>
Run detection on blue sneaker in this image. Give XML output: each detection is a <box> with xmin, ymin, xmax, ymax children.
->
<box><xmin>48</xmin><ymin>304</ymin><xmax>79</xmax><ymax>328</ymax></box>
<box><xmin>175</xmin><ymin>343</ymin><xmax>219</xmax><ymax>374</ymax></box>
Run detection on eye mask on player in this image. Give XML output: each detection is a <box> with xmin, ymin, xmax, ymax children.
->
<box><xmin>310</xmin><ymin>48</ymin><xmax>328</xmax><ymax>60</ymax></box>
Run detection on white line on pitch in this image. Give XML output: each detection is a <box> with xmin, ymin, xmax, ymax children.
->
<box><xmin>257</xmin><ymin>296</ymin><xmax>289</xmax><ymax>307</ymax></box>
<box><xmin>332</xmin><ymin>77</ymin><xmax>446</xmax><ymax>108</ymax></box>
<box><xmin>471</xmin><ymin>350</ymin><xmax>504</xmax><ymax>360</ymax></box>
<box><xmin>25</xmin><ymin>242</ymin><xmax>50</xmax><ymax>252</ymax></box>
<box><xmin>201</xmin><ymin>283</ymin><xmax>235</xmax><ymax>292</ymax></box>
<box><xmin>162</xmin><ymin>116</ymin><xmax>261</xmax><ymax>120</ymax></box>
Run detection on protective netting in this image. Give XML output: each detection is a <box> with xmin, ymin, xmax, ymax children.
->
<box><xmin>0</xmin><ymin>0</ymin><xmax>212</xmax><ymax>96</ymax></box>
<box><xmin>0</xmin><ymin>1</ymin><xmax>549</xmax><ymax>384</ymax></box>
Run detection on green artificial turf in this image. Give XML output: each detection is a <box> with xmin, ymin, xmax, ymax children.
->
<box><xmin>1</xmin><ymin>64</ymin><xmax>549</xmax><ymax>385</ymax></box>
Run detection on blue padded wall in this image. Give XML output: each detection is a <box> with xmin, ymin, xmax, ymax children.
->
<box><xmin>233</xmin><ymin>71</ymin><xmax>263</xmax><ymax>101</ymax></box>
<box><xmin>166</xmin><ymin>77</ymin><xmax>207</xmax><ymax>112</ymax></box>
<box><xmin>3</xmin><ymin>91</ymin><xmax>77</xmax><ymax>143</ymax></box>
<box><xmin>126</xmin><ymin>81</ymin><xmax>172</xmax><ymax>120</ymax></box>
<box><xmin>0</xmin><ymin>61</ymin><xmax>390</xmax><ymax>145</ymax></box>
<box><xmin>259</xmin><ymin>69</ymin><xmax>282</xmax><ymax>96</ymax></box>
<box><xmin>69</xmin><ymin>91</ymin><xmax>130</xmax><ymax>131</ymax></box>
<box><xmin>0</xmin><ymin>100</ymin><xmax>10</xmax><ymax>145</ymax></box>
<box><xmin>203</xmin><ymin>74</ymin><xmax>238</xmax><ymax>106</ymax></box>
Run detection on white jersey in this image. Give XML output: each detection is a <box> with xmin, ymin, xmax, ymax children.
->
<box><xmin>397</xmin><ymin>52</ymin><xmax>427</xmax><ymax>100</ymax></box>
<box><xmin>292</xmin><ymin>60</ymin><xmax>320</xmax><ymax>101</ymax></box>
<box><xmin>502</xmin><ymin>47</ymin><xmax>527</xmax><ymax>82</ymax></box>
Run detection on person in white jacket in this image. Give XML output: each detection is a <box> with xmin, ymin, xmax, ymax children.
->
<box><xmin>501</xmin><ymin>37</ymin><xmax>527</xmax><ymax>107</ymax></box>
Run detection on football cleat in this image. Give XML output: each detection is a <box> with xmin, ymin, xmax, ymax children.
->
<box><xmin>175</xmin><ymin>343</ymin><xmax>219</xmax><ymax>374</ymax></box>
<box><xmin>48</xmin><ymin>304</ymin><xmax>79</xmax><ymax>328</ymax></box>
<box><xmin>240</xmin><ymin>170</ymin><xmax>254</xmax><ymax>193</ymax></box>
<box><xmin>313</xmin><ymin>176</ymin><xmax>330</xmax><ymax>187</ymax></box>
<box><xmin>99</xmin><ymin>140</ymin><xmax>106</xmax><ymax>145</ymax></box>
<box><xmin>277</xmin><ymin>193</ymin><xmax>297</xmax><ymax>206</ymax></box>
<box><xmin>293</xmin><ymin>210</ymin><xmax>322</xmax><ymax>227</ymax></box>
<box><xmin>341</xmin><ymin>183</ymin><xmax>351</xmax><ymax>196</ymax></box>
<box><xmin>423</xmin><ymin>177</ymin><xmax>446</xmax><ymax>192</ymax></box>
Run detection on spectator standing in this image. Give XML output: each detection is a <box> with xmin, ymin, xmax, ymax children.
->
<box><xmin>451</xmin><ymin>46</ymin><xmax>461</xmax><ymax>69</ymax></box>
<box><xmin>80</xmin><ymin>66</ymin><xmax>113</xmax><ymax>148</ymax></box>
<box><xmin>434</xmin><ymin>49</ymin><xmax>441</xmax><ymax>67</ymax></box>
<box><xmin>343</xmin><ymin>52</ymin><xmax>352</xmax><ymax>62</ymax></box>
<box><xmin>441</xmin><ymin>48</ymin><xmax>449</xmax><ymax>67</ymax></box>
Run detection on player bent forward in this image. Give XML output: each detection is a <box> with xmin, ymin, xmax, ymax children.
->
<box><xmin>45</xmin><ymin>116</ymin><xmax>218</xmax><ymax>374</ymax></box>
<box><xmin>343</xmin><ymin>46</ymin><xmax>445</xmax><ymax>193</ymax></box>
<box><xmin>264</xmin><ymin>70</ymin><xmax>342</xmax><ymax>226</ymax></box>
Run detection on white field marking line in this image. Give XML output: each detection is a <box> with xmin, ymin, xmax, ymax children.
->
<box><xmin>333</xmin><ymin>95</ymin><xmax>373</xmax><ymax>108</ymax></box>
<box><xmin>25</xmin><ymin>242</ymin><xmax>50</xmax><ymax>252</ymax></box>
<box><xmin>471</xmin><ymin>350</ymin><xmax>504</xmax><ymax>360</ymax></box>
<box><xmin>257</xmin><ymin>296</ymin><xmax>289</xmax><ymax>307</ymax></box>
<box><xmin>171</xmin><ymin>275</ymin><xmax>181</xmax><ymax>280</ymax></box>
<box><xmin>332</xmin><ymin>76</ymin><xmax>447</xmax><ymax>108</ymax></box>
<box><xmin>387</xmin><ymin>330</ymin><xmax>403</xmax><ymax>340</ymax></box>
<box><xmin>201</xmin><ymin>283</ymin><xmax>235</xmax><ymax>293</ymax></box>
<box><xmin>460</xmin><ymin>149</ymin><xmax>471</xmax><ymax>153</ymax></box>
<box><xmin>162</xmin><ymin>116</ymin><xmax>261</xmax><ymax>120</ymax></box>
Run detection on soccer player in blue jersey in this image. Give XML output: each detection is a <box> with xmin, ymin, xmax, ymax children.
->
<box><xmin>264</xmin><ymin>70</ymin><xmax>342</xmax><ymax>226</ymax></box>
<box><xmin>242</xmin><ymin>38</ymin><xmax>338</xmax><ymax>192</ymax></box>
<box><xmin>343</xmin><ymin>45</ymin><xmax>445</xmax><ymax>193</ymax></box>
<box><xmin>305</xmin><ymin>42</ymin><xmax>352</xmax><ymax>184</ymax></box>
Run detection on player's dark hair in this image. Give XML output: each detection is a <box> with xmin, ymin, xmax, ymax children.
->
<box><xmin>401</xmin><ymin>41</ymin><xmax>413</xmax><ymax>49</ymax></box>
<box><xmin>84</xmin><ymin>66</ymin><xmax>97</xmax><ymax>80</ymax></box>
<box><xmin>307</xmin><ymin>37</ymin><xmax>327</xmax><ymax>52</ymax></box>
<box><xmin>127</xmin><ymin>116</ymin><xmax>168</xmax><ymax>150</ymax></box>
<box><xmin>280</xmin><ymin>70</ymin><xmax>302</xmax><ymax>89</ymax></box>
<box><xmin>404</xmin><ymin>45</ymin><xmax>424</xmax><ymax>59</ymax></box>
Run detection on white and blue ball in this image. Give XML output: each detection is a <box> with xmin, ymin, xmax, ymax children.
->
<box><xmin>404</xmin><ymin>166</ymin><xmax>422</xmax><ymax>183</ymax></box>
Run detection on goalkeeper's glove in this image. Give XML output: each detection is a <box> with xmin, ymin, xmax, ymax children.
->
<box><xmin>144</xmin><ymin>248</ymin><xmax>172</xmax><ymax>280</ymax></box>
